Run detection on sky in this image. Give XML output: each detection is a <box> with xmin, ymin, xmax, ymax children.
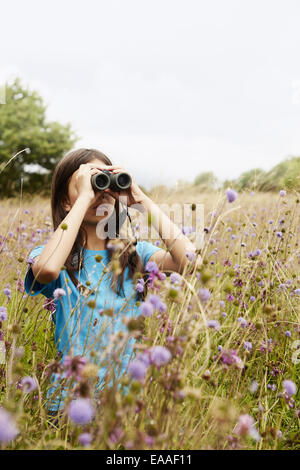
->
<box><xmin>1</xmin><ymin>0</ymin><xmax>300</xmax><ymax>189</ymax></box>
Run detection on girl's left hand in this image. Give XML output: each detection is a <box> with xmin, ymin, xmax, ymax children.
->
<box><xmin>100</xmin><ymin>165</ymin><xmax>148</xmax><ymax>207</ymax></box>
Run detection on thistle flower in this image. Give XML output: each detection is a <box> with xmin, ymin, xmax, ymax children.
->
<box><xmin>226</xmin><ymin>188</ymin><xmax>238</xmax><ymax>203</ymax></box>
<box><xmin>21</xmin><ymin>376</ymin><xmax>37</xmax><ymax>393</ymax></box>
<box><xmin>148</xmin><ymin>294</ymin><xmax>166</xmax><ymax>313</ymax></box>
<box><xmin>244</xmin><ymin>341</ymin><xmax>252</xmax><ymax>351</ymax></box>
<box><xmin>53</xmin><ymin>288</ymin><xmax>66</xmax><ymax>299</ymax></box>
<box><xmin>279</xmin><ymin>190</ymin><xmax>286</xmax><ymax>197</ymax></box>
<box><xmin>198</xmin><ymin>288</ymin><xmax>211</xmax><ymax>303</ymax></box>
<box><xmin>0</xmin><ymin>408</ymin><xmax>19</xmax><ymax>443</ymax></box>
<box><xmin>63</xmin><ymin>355</ymin><xmax>88</xmax><ymax>381</ymax></box>
<box><xmin>67</xmin><ymin>398</ymin><xmax>95</xmax><ymax>425</ymax></box>
<box><xmin>235</xmin><ymin>414</ymin><xmax>260</xmax><ymax>441</ymax></box>
<box><xmin>128</xmin><ymin>359</ymin><xmax>148</xmax><ymax>381</ymax></box>
<box><xmin>0</xmin><ymin>306</ymin><xmax>7</xmax><ymax>322</ymax></box>
<box><xmin>78</xmin><ymin>432</ymin><xmax>92</xmax><ymax>447</ymax></box>
<box><xmin>170</xmin><ymin>272</ymin><xmax>181</xmax><ymax>284</ymax></box>
<box><xmin>150</xmin><ymin>346</ymin><xmax>172</xmax><ymax>367</ymax></box>
<box><xmin>207</xmin><ymin>320</ymin><xmax>220</xmax><ymax>330</ymax></box>
<box><xmin>145</xmin><ymin>261</ymin><xmax>159</xmax><ymax>274</ymax></box>
<box><xmin>283</xmin><ymin>380</ymin><xmax>297</xmax><ymax>397</ymax></box>
<box><xmin>140</xmin><ymin>301</ymin><xmax>154</xmax><ymax>317</ymax></box>
<box><xmin>135</xmin><ymin>278</ymin><xmax>145</xmax><ymax>293</ymax></box>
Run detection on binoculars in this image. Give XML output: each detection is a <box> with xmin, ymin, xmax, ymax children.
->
<box><xmin>91</xmin><ymin>170</ymin><xmax>132</xmax><ymax>192</ymax></box>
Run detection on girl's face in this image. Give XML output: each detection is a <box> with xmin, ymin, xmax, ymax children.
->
<box><xmin>64</xmin><ymin>159</ymin><xmax>116</xmax><ymax>224</ymax></box>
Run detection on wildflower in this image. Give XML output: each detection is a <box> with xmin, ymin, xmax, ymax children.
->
<box><xmin>221</xmin><ymin>349</ymin><xmax>244</xmax><ymax>369</ymax></box>
<box><xmin>276</xmin><ymin>231</ymin><xmax>283</xmax><ymax>238</ymax></box>
<box><xmin>145</xmin><ymin>261</ymin><xmax>159</xmax><ymax>274</ymax></box>
<box><xmin>140</xmin><ymin>301</ymin><xmax>154</xmax><ymax>317</ymax></box>
<box><xmin>279</xmin><ymin>190</ymin><xmax>286</xmax><ymax>197</ymax></box>
<box><xmin>128</xmin><ymin>359</ymin><xmax>148</xmax><ymax>381</ymax></box>
<box><xmin>63</xmin><ymin>355</ymin><xmax>88</xmax><ymax>382</ymax></box>
<box><xmin>67</xmin><ymin>398</ymin><xmax>95</xmax><ymax>425</ymax></box>
<box><xmin>53</xmin><ymin>288</ymin><xmax>66</xmax><ymax>299</ymax></box>
<box><xmin>186</xmin><ymin>251</ymin><xmax>196</xmax><ymax>262</ymax></box>
<box><xmin>250</xmin><ymin>296</ymin><xmax>256</xmax><ymax>302</ymax></box>
<box><xmin>21</xmin><ymin>376</ymin><xmax>37</xmax><ymax>393</ymax></box>
<box><xmin>170</xmin><ymin>272</ymin><xmax>181</xmax><ymax>284</ymax></box>
<box><xmin>244</xmin><ymin>341</ymin><xmax>252</xmax><ymax>351</ymax></box>
<box><xmin>136</xmin><ymin>351</ymin><xmax>151</xmax><ymax>367</ymax></box>
<box><xmin>0</xmin><ymin>306</ymin><xmax>7</xmax><ymax>322</ymax></box>
<box><xmin>293</xmin><ymin>289</ymin><xmax>300</xmax><ymax>295</ymax></box>
<box><xmin>238</xmin><ymin>317</ymin><xmax>248</xmax><ymax>328</ymax></box>
<box><xmin>221</xmin><ymin>312</ymin><xmax>227</xmax><ymax>318</ymax></box>
<box><xmin>148</xmin><ymin>294</ymin><xmax>166</xmax><ymax>312</ymax></box>
<box><xmin>150</xmin><ymin>346</ymin><xmax>172</xmax><ymax>367</ymax></box>
<box><xmin>78</xmin><ymin>432</ymin><xmax>92</xmax><ymax>447</ymax></box>
<box><xmin>285</xmin><ymin>331</ymin><xmax>291</xmax><ymax>338</ymax></box>
<box><xmin>226</xmin><ymin>188</ymin><xmax>238</xmax><ymax>203</ymax></box>
<box><xmin>135</xmin><ymin>278</ymin><xmax>145</xmax><ymax>293</ymax></box>
<box><xmin>0</xmin><ymin>408</ymin><xmax>19</xmax><ymax>443</ymax></box>
<box><xmin>235</xmin><ymin>414</ymin><xmax>260</xmax><ymax>441</ymax></box>
<box><xmin>198</xmin><ymin>288</ymin><xmax>211</xmax><ymax>303</ymax></box>
<box><xmin>207</xmin><ymin>320</ymin><xmax>220</xmax><ymax>330</ymax></box>
<box><xmin>283</xmin><ymin>380</ymin><xmax>297</xmax><ymax>397</ymax></box>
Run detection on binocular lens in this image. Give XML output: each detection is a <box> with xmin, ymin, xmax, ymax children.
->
<box><xmin>94</xmin><ymin>172</ymin><xmax>110</xmax><ymax>189</ymax></box>
<box><xmin>116</xmin><ymin>172</ymin><xmax>132</xmax><ymax>189</ymax></box>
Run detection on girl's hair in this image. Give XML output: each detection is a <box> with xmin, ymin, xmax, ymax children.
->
<box><xmin>51</xmin><ymin>148</ymin><xmax>145</xmax><ymax>298</ymax></box>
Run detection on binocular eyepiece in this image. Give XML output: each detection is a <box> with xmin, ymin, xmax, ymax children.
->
<box><xmin>91</xmin><ymin>170</ymin><xmax>132</xmax><ymax>192</ymax></box>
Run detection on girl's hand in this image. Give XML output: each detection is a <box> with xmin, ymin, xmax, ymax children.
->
<box><xmin>74</xmin><ymin>163</ymin><xmax>102</xmax><ymax>202</ymax></box>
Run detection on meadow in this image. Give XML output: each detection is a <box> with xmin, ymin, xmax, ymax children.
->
<box><xmin>0</xmin><ymin>188</ymin><xmax>299</xmax><ymax>450</ymax></box>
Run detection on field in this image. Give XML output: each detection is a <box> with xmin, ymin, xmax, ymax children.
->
<box><xmin>0</xmin><ymin>188</ymin><xmax>299</xmax><ymax>450</ymax></box>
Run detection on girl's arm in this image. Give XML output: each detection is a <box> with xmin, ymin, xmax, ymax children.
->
<box><xmin>32</xmin><ymin>164</ymin><xmax>98</xmax><ymax>284</ymax></box>
<box><xmin>140</xmin><ymin>195</ymin><xmax>201</xmax><ymax>274</ymax></box>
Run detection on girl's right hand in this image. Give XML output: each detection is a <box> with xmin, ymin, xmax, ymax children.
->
<box><xmin>74</xmin><ymin>163</ymin><xmax>101</xmax><ymax>202</ymax></box>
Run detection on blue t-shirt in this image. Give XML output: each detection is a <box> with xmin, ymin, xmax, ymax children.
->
<box><xmin>24</xmin><ymin>241</ymin><xmax>162</xmax><ymax>412</ymax></box>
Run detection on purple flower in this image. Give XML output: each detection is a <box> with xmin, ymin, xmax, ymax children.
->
<box><xmin>0</xmin><ymin>408</ymin><xmax>19</xmax><ymax>443</ymax></box>
<box><xmin>198</xmin><ymin>288</ymin><xmax>211</xmax><ymax>303</ymax></box>
<box><xmin>219</xmin><ymin>300</ymin><xmax>225</xmax><ymax>308</ymax></box>
<box><xmin>283</xmin><ymin>380</ymin><xmax>297</xmax><ymax>397</ymax></box>
<box><xmin>53</xmin><ymin>288</ymin><xmax>66</xmax><ymax>299</ymax></box>
<box><xmin>148</xmin><ymin>294</ymin><xmax>166</xmax><ymax>312</ymax></box>
<box><xmin>221</xmin><ymin>349</ymin><xmax>243</xmax><ymax>368</ymax></box>
<box><xmin>207</xmin><ymin>320</ymin><xmax>220</xmax><ymax>330</ymax></box>
<box><xmin>145</xmin><ymin>261</ymin><xmax>159</xmax><ymax>274</ymax></box>
<box><xmin>140</xmin><ymin>301</ymin><xmax>154</xmax><ymax>317</ymax></box>
<box><xmin>185</xmin><ymin>251</ymin><xmax>196</xmax><ymax>262</ymax></box>
<box><xmin>21</xmin><ymin>376</ymin><xmax>37</xmax><ymax>393</ymax></box>
<box><xmin>276</xmin><ymin>231</ymin><xmax>283</xmax><ymax>238</ymax></box>
<box><xmin>170</xmin><ymin>272</ymin><xmax>181</xmax><ymax>284</ymax></box>
<box><xmin>238</xmin><ymin>317</ymin><xmax>248</xmax><ymax>328</ymax></box>
<box><xmin>68</xmin><ymin>398</ymin><xmax>95</xmax><ymax>425</ymax></box>
<box><xmin>128</xmin><ymin>359</ymin><xmax>148</xmax><ymax>381</ymax></box>
<box><xmin>78</xmin><ymin>432</ymin><xmax>92</xmax><ymax>447</ymax></box>
<box><xmin>293</xmin><ymin>289</ymin><xmax>300</xmax><ymax>295</ymax></box>
<box><xmin>150</xmin><ymin>346</ymin><xmax>172</xmax><ymax>367</ymax></box>
<box><xmin>135</xmin><ymin>278</ymin><xmax>145</xmax><ymax>293</ymax></box>
<box><xmin>0</xmin><ymin>307</ymin><xmax>7</xmax><ymax>322</ymax></box>
<box><xmin>279</xmin><ymin>190</ymin><xmax>286</xmax><ymax>197</ymax></box>
<box><xmin>285</xmin><ymin>331</ymin><xmax>291</xmax><ymax>338</ymax></box>
<box><xmin>250</xmin><ymin>296</ymin><xmax>256</xmax><ymax>302</ymax></box>
<box><xmin>226</xmin><ymin>188</ymin><xmax>238</xmax><ymax>203</ymax></box>
<box><xmin>235</xmin><ymin>414</ymin><xmax>260</xmax><ymax>441</ymax></box>
<box><xmin>63</xmin><ymin>355</ymin><xmax>88</xmax><ymax>381</ymax></box>
<box><xmin>244</xmin><ymin>341</ymin><xmax>252</xmax><ymax>351</ymax></box>
<box><xmin>136</xmin><ymin>352</ymin><xmax>151</xmax><ymax>367</ymax></box>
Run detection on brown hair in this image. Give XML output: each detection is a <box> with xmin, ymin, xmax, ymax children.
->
<box><xmin>51</xmin><ymin>148</ymin><xmax>145</xmax><ymax>298</ymax></box>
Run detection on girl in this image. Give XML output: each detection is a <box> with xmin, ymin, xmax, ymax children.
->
<box><xmin>24</xmin><ymin>148</ymin><xmax>199</xmax><ymax>415</ymax></box>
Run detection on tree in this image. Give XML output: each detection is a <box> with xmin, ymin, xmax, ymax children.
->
<box><xmin>0</xmin><ymin>77</ymin><xmax>78</xmax><ymax>197</ymax></box>
<box><xmin>194</xmin><ymin>171</ymin><xmax>218</xmax><ymax>190</ymax></box>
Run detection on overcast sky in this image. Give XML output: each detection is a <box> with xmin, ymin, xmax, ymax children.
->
<box><xmin>1</xmin><ymin>0</ymin><xmax>300</xmax><ymax>188</ymax></box>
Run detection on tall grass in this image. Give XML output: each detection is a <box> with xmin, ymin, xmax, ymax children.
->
<box><xmin>0</xmin><ymin>189</ymin><xmax>299</xmax><ymax>450</ymax></box>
